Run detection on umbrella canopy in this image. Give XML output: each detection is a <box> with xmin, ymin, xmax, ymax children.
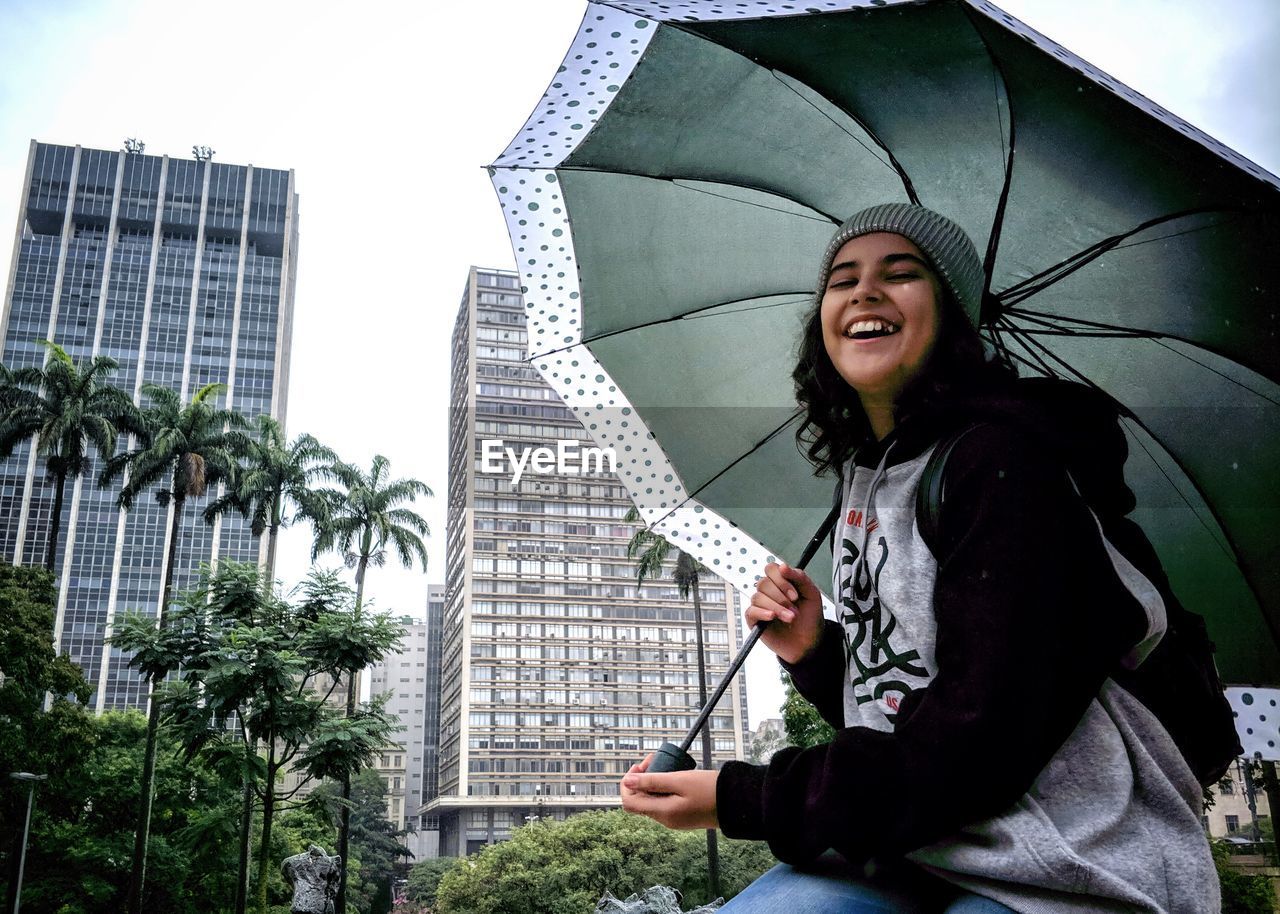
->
<box><xmin>489</xmin><ymin>0</ymin><xmax>1280</xmax><ymax>684</ymax></box>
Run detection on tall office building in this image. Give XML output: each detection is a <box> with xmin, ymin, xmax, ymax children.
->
<box><xmin>367</xmin><ymin>583</ymin><xmax>445</xmax><ymax>860</ymax></box>
<box><xmin>0</xmin><ymin>140</ymin><xmax>297</xmax><ymax>710</ymax></box>
<box><xmin>426</xmin><ymin>268</ymin><xmax>749</xmax><ymax>856</ymax></box>
<box><xmin>419</xmin><ymin>583</ymin><xmax>446</xmax><ymax>853</ymax></box>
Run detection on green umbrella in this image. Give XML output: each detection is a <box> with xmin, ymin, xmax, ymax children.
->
<box><xmin>489</xmin><ymin>0</ymin><xmax>1280</xmax><ymax>685</ymax></box>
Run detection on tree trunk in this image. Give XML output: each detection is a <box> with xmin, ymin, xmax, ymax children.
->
<box><xmin>689</xmin><ymin>571</ymin><xmax>720</xmax><ymax>898</ymax></box>
<box><xmin>335</xmin><ymin>554</ymin><xmax>369</xmax><ymax>914</ymax></box>
<box><xmin>44</xmin><ymin>470</ymin><xmax>68</xmax><ymax>573</ymax></box>
<box><xmin>125</xmin><ymin>490</ymin><xmax>185</xmax><ymax>914</ymax></box>
<box><xmin>240</xmin><ymin>517</ymin><xmax>278</xmax><ymax>912</ymax></box>
<box><xmin>266</xmin><ymin>522</ymin><xmax>279</xmax><ymax>584</ymax></box>
<box><xmin>1261</xmin><ymin>762</ymin><xmax>1280</xmax><ymax>863</ymax></box>
<box><xmin>233</xmin><ymin>740</ymin><xmax>255</xmax><ymax>914</ymax></box>
<box><xmin>256</xmin><ymin>740</ymin><xmax>278</xmax><ymax>914</ymax></box>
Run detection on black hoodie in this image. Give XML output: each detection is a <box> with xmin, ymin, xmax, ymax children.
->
<box><xmin>714</xmin><ymin>378</ymin><xmax>1218</xmax><ymax>912</ymax></box>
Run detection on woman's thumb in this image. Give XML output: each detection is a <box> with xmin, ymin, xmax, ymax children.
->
<box><xmin>778</xmin><ymin>561</ymin><xmax>814</xmax><ymax>592</ymax></box>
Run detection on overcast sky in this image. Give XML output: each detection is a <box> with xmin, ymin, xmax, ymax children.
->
<box><xmin>1</xmin><ymin>0</ymin><xmax>1276</xmax><ymax>724</ymax></box>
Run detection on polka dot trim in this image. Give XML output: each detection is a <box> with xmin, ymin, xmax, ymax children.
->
<box><xmin>1227</xmin><ymin>687</ymin><xmax>1280</xmax><ymax>761</ymax></box>
<box><xmin>529</xmin><ymin>341</ymin><xmax>787</xmax><ymax>597</ymax></box>
<box><xmin>969</xmin><ymin>0</ymin><xmax>1279</xmax><ymax>190</ymax></box>
<box><xmin>607</xmin><ymin>0</ymin><xmax>917</xmax><ymax>21</ymax></box>
<box><xmin>491</xmin><ymin>3</ymin><xmax>657</xmax><ymax>169</ymax></box>
<box><xmin>491</xmin><ymin>168</ymin><xmax>582</xmax><ymax>344</ymax></box>
<box><xmin>490</xmin><ymin>163</ymin><xmax>787</xmax><ymax>595</ymax></box>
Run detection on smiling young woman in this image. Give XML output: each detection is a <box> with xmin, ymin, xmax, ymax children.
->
<box><xmin>621</xmin><ymin>204</ymin><xmax>1220</xmax><ymax>914</ymax></box>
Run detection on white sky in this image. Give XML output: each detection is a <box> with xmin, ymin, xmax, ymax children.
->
<box><xmin>1</xmin><ymin>0</ymin><xmax>1276</xmax><ymax>726</ymax></box>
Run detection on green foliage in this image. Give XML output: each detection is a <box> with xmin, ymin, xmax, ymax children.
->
<box><xmin>781</xmin><ymin>670</ymin><xmax>836</xmax><ymax>750</ymax></box>
<box><xmin>1212</xmin><ymin>840</ymin><xmax>1277</xmax><ymax>914</ymax></box>
<box><xmin>434</xmin><ymin>811</ymin><xmax>772</xmax><ymax>914</ymax></box>
<box><xmin>668</xmin><ymin>833</ymin><xmax>775</xmax><ymax>908</ymax></box>
<box><xmin>0</xmin><ymin>710</ymin><xmax>243</xmax><ymax>913</ymax></box>
<box><xmin>0</xmin><ymin>342</ymin><xmax>141</xmax><ymax>569</ymax></box>
<box><xmin>110</xmin><ymin>561</ymin><xmax>404</xmax><ymax>914</ymax></box>
<box><xmin>99</xmin><ymin>381</ymin><xmax>249</xmax><ymax>512</ymax></box>
<box><xmin>310</xmin><ymin>770</ymin><xmax>411</xmax><ymax>914</ymax></box>
<box><xmin>405</xmin><ymin>857</ymin><xmax>461</xmax><ymax>908</ymax></box>
<box><xmin>202</xmin><ymin>414</ymin><xmax>336</xmax><ymax>568</ymax></box>
<box><xmin>312</xmin><ymin>454</ymin><xmax>432</xmax><ymax>583</ymax></box>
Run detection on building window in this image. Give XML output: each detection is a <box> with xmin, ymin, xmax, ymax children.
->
<box><xmin>1226</xmin><ymin>815</ymin><xmax>1240</xmax><ymax>834</ymax></box>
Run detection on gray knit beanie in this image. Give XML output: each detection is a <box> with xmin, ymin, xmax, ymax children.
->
<box><xmin>815</xmin><ymin>203</ymin><xmax>986</xmax><ymax>328</ymax></box>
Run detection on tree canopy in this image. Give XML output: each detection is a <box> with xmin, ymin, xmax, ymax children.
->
<box><xmin>434</xmin><ymin>810</ymin><xmax>772</xmax><ymax>914</ymax></box>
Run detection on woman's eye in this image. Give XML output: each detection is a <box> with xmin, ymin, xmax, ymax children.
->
<box><xmin>828</xmin><ymin>278</ymin><xmax>857</xmax><ymax>289</ymax></box>
<box><xmin>888</xmin><ymin>272</ymin><xmax>917</xmax><ymax>281</ymax></box>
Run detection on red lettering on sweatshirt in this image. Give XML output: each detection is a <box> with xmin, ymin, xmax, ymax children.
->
<box><xmin>846</xmin><ymin>510</ymin><xmax>878</xmax><ymax>534</ymax></box>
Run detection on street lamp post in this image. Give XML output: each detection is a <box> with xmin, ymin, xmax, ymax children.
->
<box><xmin>7</xmin><ymin>772</ymin><xmax>47</xmax><ymax>914</ymax></box>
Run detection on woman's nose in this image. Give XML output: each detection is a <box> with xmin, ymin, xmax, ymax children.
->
<box><xmin>852</xmin><ymin>282</ymin><xmax>880</xmax><ymax>303</ymax></box>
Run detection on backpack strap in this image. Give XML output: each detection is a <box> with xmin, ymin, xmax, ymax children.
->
<box><xmin>825</xmin><ymin>469</ymin><xmax>844</xmax><ymax>553</ymax></box>
<box><xmin>916</xmin><ymin>422</ymin><xmax>985</xmax><ymax>556</ymax></box>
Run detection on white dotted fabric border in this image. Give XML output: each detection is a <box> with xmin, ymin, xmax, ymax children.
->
<box><xmin>1228</xmin><ymin>687</ymin><xmax>1280</xmax><ymax>761</ymax></box>
<box><xmin>491</xmin><ymin>3</ymin><xmax>657</xmax><ymax>170</ymax></box>
<box><xmin>967</xmin><ymin>0</ymin><xmax>1279</xmax><ymax>191</ymax></box>
<box><xmin>489</xmin><ymin>163</ymin><xmax>787</xmax><ymax>597</ymax></box>
<box><xmin>603</xmin><ymin>0</ymin><xmax>918</xmax><ymax>19</ymax></box>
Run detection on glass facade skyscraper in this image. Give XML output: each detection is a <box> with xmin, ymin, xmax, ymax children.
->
<box><xmin>0</xmin><ymin>140</ymin><xmax>297</xmax><ymax>711</ymax></box>
<box><xmin>425</xmin><ymin>268</ymin><xmax>749</xmax><ymax>856</ymax></box>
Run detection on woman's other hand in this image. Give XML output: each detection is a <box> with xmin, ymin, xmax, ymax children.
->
<box><xmin>620</xmin><ymin>755</ymin><xmax>719</xmax><ymax>830</ymax></box>
<box><xmin>748</xmin><ymin>561</ymin><xmax>824</xmax><ymax>664</ymax></box>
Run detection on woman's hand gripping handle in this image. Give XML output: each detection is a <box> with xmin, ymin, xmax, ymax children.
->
<box><xmin>748</xmin><ymin>561</ymin><xmax>825</xmax><ymax>665</ymax></box>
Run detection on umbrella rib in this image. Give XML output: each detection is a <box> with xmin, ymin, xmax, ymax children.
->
<box><xmin>670</xmin><ymin>180</ymin><xmax>839</xmax><ymax>225</ymax></box>
<box><xmin>1109</xmin><ymin>217</ymin><xmax>1232</xmax><ymax>252</ymax></box>
<box><xmin>994</xmin><ymin>327</ymin><xmax>1059</xmax><ymax>379</ymax></box>
<box><xmin>1143</xmin><ymin>338</ymin><xmax>1280</xmax><ymax>408</ymax></box>
<box><xmin>995</xmin><ymin>206</ymin><xmax>1243</xmax><ymax>304</ymax></box>
<box><xmin>639</xmin><ymin>409</ymin><xmax>806</xmax><ymax>536</ymax></box>
<box><xmin>548</xmin><ymin>164</ymin><xmax>846</xmax><ymax>224</ymax></box>
<box><xmin>1006</xmin><ymin>310</ymin><xmax>1152</xmax><ymax>339</ymax></box>
<box><xmin>1005</xmin><ymin>307</ymin><xmax>1280</xmax><ymax>405</ymax></box>
<box><xmin>959</xmin><ymin>2</ymin><xmax>1017</xmax><ymax>293</ymax></box>
<box><xmin>1008</xmin><ymin>324</ymin><xmax>1241</xmax><ymax>567</ymax></box>
<box><xmin>606</xmin><ymin>9</ymin><xmax>920</xmax><ymax>204</ymax></box>
<box><xmin>993</xmin><ymin>316</ymin><xmax>1062</xmax><ymax>378</ymax></box>
<box><xmin>680</xmin><ymin>297</ymin><xmax>813</xmax><ymax>320</ymax></box>
<box><xmin>527</xmin><ymin>290</ymin><xmax>815</xmax><ymax>360</ymax></box>
<box><xmin>765</xmin><ymin>71</ymin><xmax>897</xmax><ymax>176</ymax></box>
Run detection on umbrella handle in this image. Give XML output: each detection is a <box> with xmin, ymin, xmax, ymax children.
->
<box><xmin>646</xmin><ymin>499</ymin><xmax>844</xmax><ymax>773</ymax></box>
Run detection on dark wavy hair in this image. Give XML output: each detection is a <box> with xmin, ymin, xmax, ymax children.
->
<box><xmin>793</xmin><ymin>287</ymin><xmax>1016</xmax><ymax>475</ymax></box>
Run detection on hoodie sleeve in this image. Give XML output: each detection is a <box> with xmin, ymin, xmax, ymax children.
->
<box><xmin>715</xmin><ymin>423</ymin><xmax>1149</xmax><ymax>864</ymax></box>
<box><xmin>779</xmin><ymin>619</ymin><xmax>848</xmax><ymax>730</ymax></box>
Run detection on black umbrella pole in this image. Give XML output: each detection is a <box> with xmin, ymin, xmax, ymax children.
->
<box><xmin>647</xmin><ymin>501</ymin><xmax>843</xmax><ymax>774</ymax></box>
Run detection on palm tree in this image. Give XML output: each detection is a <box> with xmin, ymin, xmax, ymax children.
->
<box><xmin>0</xmin><ymin>340</ymin><xmax>140</xmax><ymax>571</ymax></box>
<box><xmin>204</xmin><ymin>414</ymin><xmax>336</xmax><ymax>581</ymax></box>
<box><xmin>625</xmin><ymin>505</ymin><xmax>721</xmax><ymax>898</ymax></box>
<box><xmin>312</xmin><ymin>453</ymin><xmax>431</xmax><ymax>914</ymax></box>
<box><xmin>201</xmin><ymin>413</ymin><xmax>335</xmax><ymax>914</ymax></box>
<box><xmin>100</xmin><ymin>381</ymin><xmax>250</xmax><ymax>914</ymax></box>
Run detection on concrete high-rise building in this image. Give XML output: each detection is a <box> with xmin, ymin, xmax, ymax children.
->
<box><xmin>425</xmin><ymin>267</ymin><xmax>749</xmax><ymax>856</ymax></box>
<box><xmin>0</xmin><ymin>140</ymin><xmax>297</xmax><ymax>711</ymax></box>
<box><xmin>368</xmin><ymin>585</ymin><xmax>445</xmax><ymax>861</ymax></box>
<box><xmin>419</xmin><ymin>583</ymin><xmax>446</xmax><ymax>853</ymax></box>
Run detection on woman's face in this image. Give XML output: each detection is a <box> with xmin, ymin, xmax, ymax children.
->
<box><xmin>819</xmin><ymin>232</ymin><xmax>943</xmax><ymax>406</ymax></box>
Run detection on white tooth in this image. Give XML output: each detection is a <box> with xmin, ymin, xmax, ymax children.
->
<box><xmin>845</xmin><ymin>319</ymin><xmax>899</xmax><ymax>337</ymax></box>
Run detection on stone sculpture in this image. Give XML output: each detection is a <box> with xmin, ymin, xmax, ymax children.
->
<box><xmin>281</xmin><ymin>844</ymin><xmax>342</xmax><ymax>914</ymax></box>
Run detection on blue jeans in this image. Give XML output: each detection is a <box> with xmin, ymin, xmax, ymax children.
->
<box><xmin>720</xmin><ymin>855</ymin><xmax>1017</xmax><ymax>914</ymax></box>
